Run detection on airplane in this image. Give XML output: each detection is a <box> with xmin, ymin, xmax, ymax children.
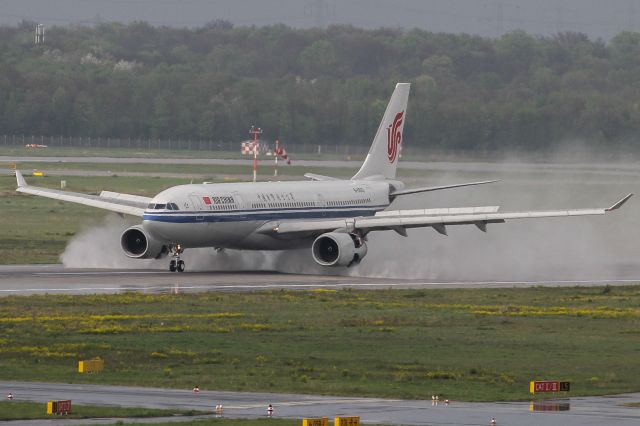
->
<box><xmin>15</xmin><ymin>83</ymin><xmax>632</xmax><ymax>272</ymax></box>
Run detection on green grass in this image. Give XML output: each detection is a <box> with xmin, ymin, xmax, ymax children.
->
<box><xmin>0</xmin><ymin>400</ymin><xmax>208</xmax><ymax>420</ymax></box>
<box><xmin>9</xmin><ymin>160</ymin><xmax>478</xmax><ymax>180</ymax></box>
<box><xmin>0</xmin><ymin>287</ymin><xmax>639</xmax><ymax>401</ymax></box>
<box><xmin>11</xmin><ymin>161</ymin><xmax>364</xmax><ymax>179</ymax></box>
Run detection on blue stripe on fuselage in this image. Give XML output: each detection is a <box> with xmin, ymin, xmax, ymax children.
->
<box><xmin>143</xmin><ymin>206</ymin><xmax>386</xmax><ymax>223</ymax></box>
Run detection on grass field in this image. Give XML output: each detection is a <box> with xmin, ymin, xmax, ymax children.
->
<box><xmin>0</xmin><ymin>400</ymin><xmax>208</xmax><ymax>420</ymax></box>
<box><xmin>0</xmin><ymin>287</ymin><xmax>639</xmax><ymax>402</ymax></box>
<box><xmin>11</xmin><ymin>161</ymin><xmax>364</xmax><ymax>179</ymax></box>
<box><xmin>4</xmin><ymin>155</ymin><xmax>454</xmax><ymax>180</ymax></box>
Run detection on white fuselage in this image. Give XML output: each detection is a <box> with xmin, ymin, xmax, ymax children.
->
<box><xmin>142</xmin><ymin>179</ymin><xmax>392</xmax><ymax>250</ymax></box>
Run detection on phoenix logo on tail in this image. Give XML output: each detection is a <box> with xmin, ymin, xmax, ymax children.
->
<box><xmin>387</xmin><ymin>111</ymin><xmax>404</xmax><ymax>163</ymax></box>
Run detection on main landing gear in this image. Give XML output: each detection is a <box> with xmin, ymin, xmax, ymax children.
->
<box><xmin>168</xmin><ymin>243</ymin><xmax>185</xmax><ymax>273</ymax></box>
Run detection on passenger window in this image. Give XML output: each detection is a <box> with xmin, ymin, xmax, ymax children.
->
<box><xmin>147</xmin><ymin>203</ymin><xmax>155</xmax><ymax>209</ymax></box>
<box><xmin>155</xmin><ymin>204</ymin><xmax>166</xmax><ymax>210</ymax></box>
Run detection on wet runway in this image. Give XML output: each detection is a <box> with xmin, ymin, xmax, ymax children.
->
<box><xmin>1</xmin><ymin>380</ymin><xmax>639</xmax><ymax>426</ymax></box>
<box><xmin>0</xmin><ymin>265</ymin><xmax>639</xmax><ymax>296</ymax></box>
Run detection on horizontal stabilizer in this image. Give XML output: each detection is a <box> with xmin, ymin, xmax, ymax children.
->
<box><xmin>390</xmin><ymin>180</ymin><xmax>498</xmax><ymax>197</ymax></box>
<box><xmin>303</xmin><ymin>173</ymin><xmax>340</xmax><ymax>181</ymax></box>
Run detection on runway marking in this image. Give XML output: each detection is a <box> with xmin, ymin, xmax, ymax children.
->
<box><xmin>22</xmin><ymin>271</ymin><xmax>640</xmax><ymax>286</ymax></box>
<box><xmin>224</xmin><ymin>398</ymin><xmax>402</xmax><ymax>409</ymax></box>
<box><xmin>0</xmin><ymin>278</ymin><xmax>639</xmax><ymax>294</ymax></box>
<box><xmin>35</xmin><ymin>271</ymin><xmax>165</xmax><ymax>276</ymax></box>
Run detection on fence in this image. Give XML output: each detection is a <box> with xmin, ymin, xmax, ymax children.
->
<box><xmin>0</xmin><ymin>134</ymin><xmax>375</xmax><ymax>156</ymax></box>
<box><xmin>1</xmin><ymin>134</ymin><xmax>499</xmax><ymax>160</ymax></box>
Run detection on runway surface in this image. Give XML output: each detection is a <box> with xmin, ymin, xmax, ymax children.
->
<box><xmin>0</xmin><ymin>265</ymin><xmax>638</xmax><ymax>295</ymax></box>
<box><xmin>1</xmin><ymin>380</ymin><xmax>639</xmax><ymax>426</ymax></box>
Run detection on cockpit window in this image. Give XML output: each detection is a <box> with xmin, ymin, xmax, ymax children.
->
<box><xmin>147</xmin><ymin>202</ymin><xmax>178</xmax><ymax>210</ymax></box>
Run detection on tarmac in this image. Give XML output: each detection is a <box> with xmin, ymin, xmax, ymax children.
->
<box><xmin>1</xmin><ymin>380</ymin><xmax>639</xmax><ymax>426</ymax></box>
<box><xmin>1</xmin><ymin>265</ymin><xmax>639</xmax><ymax>296</ymax></box>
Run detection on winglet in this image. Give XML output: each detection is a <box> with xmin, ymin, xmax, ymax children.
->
<box><xmin>15</xmin><ymin>170</ymin><xmax>27</xmax><ymax>188</ymax></box>
<box><xmin>606</xmin><ymin>193</ymin><xmax>633</xmax><ymax>211</ymax></box>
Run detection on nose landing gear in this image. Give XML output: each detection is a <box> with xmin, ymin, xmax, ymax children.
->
<box><xmin>169</xmin><ymin>259</ymin><xmax>185</xmax><ymax>272</ymax></box>
<box><xmin>168</xmin><ymin>243</ymin><xmax>185</xmax><ymax>273</ymax></box>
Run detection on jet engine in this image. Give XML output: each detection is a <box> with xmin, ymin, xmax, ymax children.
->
<box><xmin>121</xmin><ymin>225</ymin><xmax>167</xmax><ymax>259</ymax></box>
<box><xmin>311</xmin><ymin>232</ymin><xmax>367</xmax><ymax>267</ymax></box>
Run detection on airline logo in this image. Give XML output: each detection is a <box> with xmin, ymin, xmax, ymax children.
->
<box><xmin>204</xmin><ymin>195</ymin><xmax>235</xmax><ymax>204</ymax></box>
<box><xmin>387</xmin><ymin>111</ymin><xmax>404</xmax><ymax>163</ymax></box>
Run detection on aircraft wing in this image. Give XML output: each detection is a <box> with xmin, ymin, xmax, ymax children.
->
<box><xmin>15</xmin><ymin>170</ymin><xmax>147</xmax><ymax>217</ymax></box>
<box><xmin>258</xmin><ymin>194</ymin><xmax>633</xmax><ymax>237</ymax></box>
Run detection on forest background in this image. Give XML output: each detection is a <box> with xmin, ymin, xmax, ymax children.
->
<box><xmin>2</xmin><ymin>20</ymin><xmax>640</xmax><ymax>155</ymax></box>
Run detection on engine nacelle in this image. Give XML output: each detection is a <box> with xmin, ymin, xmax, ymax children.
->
<box><xmin>120</xmin><ymin>225</ymin><xmax>166</xmax><ymax>259</ymax></box>
<box><xmin>311</xmin><ymin>232</ymin><xmax>367</xmax><ymax>267</ymax></box>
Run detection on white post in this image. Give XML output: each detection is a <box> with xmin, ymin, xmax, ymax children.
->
<box><xmin>253</xmin><ymin>140</ymin><xmax>257</xmax><ymax>183</ymax></box>
<box><xmin>274</xmin><ymin>139</ymin><xmax>279</xmax><ymax>177</ymax></box>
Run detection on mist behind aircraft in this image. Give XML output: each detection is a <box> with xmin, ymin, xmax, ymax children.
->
<box><xmin>61</xmin><ymin>154</ymin><xmax>640</xmax><ymax>281</ymax></box>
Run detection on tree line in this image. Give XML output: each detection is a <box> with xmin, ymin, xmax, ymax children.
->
<box><xmin>1</xmin><ymin>20</ymin><xmax>640</xmax><ymax>153</ymax></box>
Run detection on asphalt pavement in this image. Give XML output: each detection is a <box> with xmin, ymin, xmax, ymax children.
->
<box><xmin>2</xmin><ymin>380</ymin><xmax>640</xmax><ymax>426</ymax></box>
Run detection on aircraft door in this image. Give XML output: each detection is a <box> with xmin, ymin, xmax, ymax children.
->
<box><xmin>316</xmin><ymin>194</ymin><xmax>327</xmax><ymax>217</ymax></box>
<box><xmin>188</xmin><ymin>193</ymin><xmax>205</xmax><ymax>221</ymax></box>
<box><xmin>231</xmin><ymin>192</ymin><xmax>245</xmax><ymax>209</ymax></box>
<box><xmin>232</xmin><ymin>192</ymin><xmax>247</xmax><ymax>220</ymax></box>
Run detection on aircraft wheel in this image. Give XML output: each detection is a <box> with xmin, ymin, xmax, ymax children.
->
<box><xmin>177</xmin><ymin>260</ymin><xmax>185</xmax><ymax>272</ymax></box>
<box><xmin>169</xmin><ymin>260</ymin><xmax>177</xmax><ymax>272</ymax></box>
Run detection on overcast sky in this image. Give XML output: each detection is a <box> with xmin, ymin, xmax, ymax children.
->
<box><xmin>1</xmin><ymin>0</ymin><xmax>638</xmax><ymax>40</ymax></box>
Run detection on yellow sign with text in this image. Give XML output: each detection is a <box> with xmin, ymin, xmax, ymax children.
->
<box><xmin>334</xmin><ymin>416</ymin><xmax>360</xmax><ymax>426</ymax></box>
<box><xmin>78</xmin><ymin>358</ymin><xmax>104</xmax><ymax>373</ymax></box>
<box><xmin>302</xmin><ymin>417</ymin><xmax>328</xmax><ymax>426</ymax></box>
